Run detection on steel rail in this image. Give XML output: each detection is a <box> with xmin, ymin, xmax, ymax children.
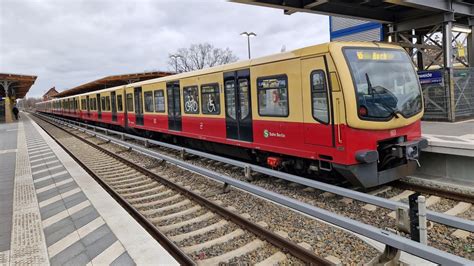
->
<box><xmin>33</xmin><ymin>113</ymin><xmax>330</xmax><ymax>265</ymax></box>
<box><xmin>41</xmin><ymin>113</ymin><xmax>474</xmax><ymax>233</ymax></box>
<box><xmin>394</xmin><ymin>180</ymin><xmax>474</xmax><ymax>204</ymax></box>
<box><xmin>37</xmin><ymin>113</ymin><xmax>473</xmax><ymax>265</ymax></box>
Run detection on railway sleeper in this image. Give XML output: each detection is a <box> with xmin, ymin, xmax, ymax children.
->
<box><xmin>170</xmin><ymin>220</ymin><xmax>229</xmax><ymax>242</ymax></box>
<box><xmin>111</xmin><ymin>178</ymin><xmax>152</xmax><ymax>189</ymax></box>
<box><xmin>141</xmin><ymin>199</ymin><xmax>191</xmax><ymax>216</ymax></box>
<box><xmin>105</xmin><ymin>173</ymin><xmax>144</xmax><ymax>183</ymax></box>
<box><xmin>127</xmin><ymin>189</ymin><xmax>174</xmax><ymax>204</ymax></box>
<box><xmin>117</xmin><ymin>183</ymin><xmax>159</xmax><ymax>194</ymax></box>
<box><xmin>150</xmin><ymin>205</ymin><xmax>202</xmax><ymax>223</ymax></box>
<box><xmin>196</xmin><ymin>239</ymin><xmax>265</xmax><ymax>266</ymax></box>
<box><xmin>181</xmin><ymin>229</ymin><xmax>245</xmax><ymax>253</ymax></box>
<box><xmin>122</xmin><ymin>185</ymin><xmax>165</xmax><ymax>198</ymax></box>
<box><xmin>134</xmin><ymin>194</ymin><xmax>182</xmax><ymax>209</ymax></box>
<box><xmin>158</xmin><ymin>212</ymin><xmax>215</xmax><ymax>233</ymax></box>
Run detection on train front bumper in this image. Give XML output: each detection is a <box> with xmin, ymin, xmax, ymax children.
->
<box><xmin>333</xmin><ymin>138</ymin><xmax>428</xmax><ymax>188</ymax></box>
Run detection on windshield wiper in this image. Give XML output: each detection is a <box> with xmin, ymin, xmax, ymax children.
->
<box><xmin>365</xmin><ymin>73</ymin><xmax>399</xmax><ymax>118</ymax></box>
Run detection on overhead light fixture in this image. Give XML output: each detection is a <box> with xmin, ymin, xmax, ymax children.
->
<box><xmin>452</xmin><ymin>25</ymin><xmax>472</xmax><ymax>34</ymax></box>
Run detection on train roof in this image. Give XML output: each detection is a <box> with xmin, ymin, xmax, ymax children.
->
<box><xmin>42</xmin><ymin>41</ymin><xmax>403</xmax><ymax>101</ymax></box>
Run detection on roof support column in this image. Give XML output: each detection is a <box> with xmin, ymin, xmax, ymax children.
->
<box><xmin>0</xmin><ymin>80</ymin><xmax>13</xmax><ymax>123</ymax></box>
<box><xmin>442</xmin><ymin>20</ymin><xmax>455</xmax><ymax>121</ymax></box>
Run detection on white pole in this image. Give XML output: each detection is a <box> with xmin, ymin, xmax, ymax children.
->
<box><xmin>418</xmin><ymin>195</ymin><xmax>428</xmax><ymax>245</ymax></box>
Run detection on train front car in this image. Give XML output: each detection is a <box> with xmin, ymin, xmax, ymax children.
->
<box><xmin>330</xmin><ymin>43</ymin><xmax>427</xmax><ymax>188</ymax></box>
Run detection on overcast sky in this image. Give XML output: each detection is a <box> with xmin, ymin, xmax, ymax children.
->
<box><xmin>0</xmin><ymin>0</ymin><xmax>329</xmax><ymax>97</ymax></box>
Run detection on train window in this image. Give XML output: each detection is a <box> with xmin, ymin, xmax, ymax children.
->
<box><xmin>257</xmin><ymin>75</ymin><xmax>289</xmax><ymax>117</ymax></box>
<box><xmin>311</xmin><ymin>70</ymin><xmax>329</xmax><ymax>124</ymax></box>
<box><xmin>89</xmin><ymin>98</ymin><xmax>95</xmax><ymax>110</ymax></box>
<box><xmin>183</xmin><ymin>86</ymin><xmax>199</xmax><ymax>114</ymax></box>
<box><xmin>126</xmin><ymin>93</ymin><xmax>134</xmax><ymax>112</ymax></box>
<box><xmin>81</xmin><ymin>99</ymin><xmax>86</xmax><ymax>110</ymax></box>
<box><xmin>101</xmin><ymin>97</ymin><xmax>106</xmax><ymax>111</ymax></box>
<box><xmin>225</xmin><ymin>81</ymin><xmax>236</xmax><ymax>119</ymax></box>
<box><xmin>239</xmin><ymin>79</ymin><xmax>250</xmax><ymax>119</ymax></box>
<box><xmin>201</xmin><ymin>83</ymin><xmax>220</xmax><ymax>115</ymax></box>
<box><xmin>144</xmin><ymin>91</ymin><xmax>154</xmax><ymax>112</ymax></box>
<box><xmin>154</xmin><ymin>90</ymin><xmax>165</xmax><ymax>112</ymax></box>
<box><xmin>117</xmin><ymin>95</ymin><xmax>123</xmax><ymax>112</ymax></box>
<box><xmin>105</xmin><ymin>96</ymin><xmax>111</xmax><ymax>111</ymax></box>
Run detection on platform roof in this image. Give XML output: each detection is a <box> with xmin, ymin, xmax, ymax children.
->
<box><xmin>0</xmin><ymin>73</ymin><xmax>37</xmax><ymax>99</ymax></box>
<box><xmin>55</xmin><ymin>71</ymin><xmax>174</xmax><ymax>98</ymax></box>
<box><xmin>232</xmin><ymin>0</ymin><xmax>473</xmax><ymax>26</ymax></box>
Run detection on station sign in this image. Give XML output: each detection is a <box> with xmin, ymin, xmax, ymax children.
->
<box><xmin>417</xmin><ymin>70</ymin><xmax>443</xmax><ymax>85</ymax></box>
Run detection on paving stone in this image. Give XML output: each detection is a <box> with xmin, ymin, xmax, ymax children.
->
<box><xmin>41</xmin><ymin>202</ymin><xmax>67</xmax><ymax>220</ymax></box>
<box><xmin>50</xmin><ymin>241</ymin><xmax>86</xmax><ymax>266</ymax></box>
<box><xmin>64</xmin><ymin>252</ymin><xmax>91</xmax><ymax>266</ymax></box>
<box><xmin>84</xmin><ymin>230</ymin><xmax>117</xmax><ymax>259</ymax></box>
<box><xmin>72</xmin><ymin>208</ymin><xmax>100</xmax><ymax>229</ymax></box>
<box><xmin>81</xmin><ymin>225</ymin><xmax>111</xmax><ymax>247</ymax></box>
<box><xmin>64</xmin><ymin>192</ymin><xmax>87</xmax><ymax>209</ymax></box>
<box><xmin>45</xmin><ymin>220</ymin><xmax>77</xmax><ymax>246</ymax></box>
<box><xmin>37</xmin><ymin>187</ymin><xmax>60</xmax><ymax>202</ymax></box>
<box><xmin>110</xmin><ymin>252</ymin><xmax>136</xmax><ymax>266</ymax></box>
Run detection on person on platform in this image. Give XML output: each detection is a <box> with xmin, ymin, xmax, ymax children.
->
<box><xmin>12</xmin><ymin>105</ymin><xmax>19</xmax><ymax>120</ymax></box>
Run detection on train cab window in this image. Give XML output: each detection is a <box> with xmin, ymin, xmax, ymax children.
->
<box><xmin>117</xmin><ymin>95</ymin><xmax>123</xmax><ymax>111</ymax></box>
<box><xmin>201</xmin><ymin>83</ymin><xmax>220</xmax><ymax>115</ymax></box>
<box><xmin>105</xmin><ymin>96</ymin><xmax>111</xmax><ymax>111</ymax></box>
<box><xmin>183</xmin><ymin>86</ymin><xmax>199</xmax><ymax>114</ymax></box>
<box><xmin>311</xmin><ymin>70</ymin><xmax>329</xmax><ymax>124</ymax></box>
<box><xmin>144</xmin><ymin>91</ymin><xmax>154</xmax><ymax>112</ymax></box>
<box><xmin>154</xmin><ymin>90</ymin><xmax>165</xmax><ymax>112</ymax></box>
<box><xmin>257</xmin><ymin>75</ymin><xmax>289</xmax><ymax>117</ymax></box>
<box><xmin>126</xmin><ymin>93</ymin><xmax>134</xmax><ymax>112</ymax></box>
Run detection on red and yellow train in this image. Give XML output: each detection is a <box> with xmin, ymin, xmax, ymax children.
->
<box><xmin>36</xmin><ymin>42</ymin><xmax>428</xmax><ymax>188</ymax></box>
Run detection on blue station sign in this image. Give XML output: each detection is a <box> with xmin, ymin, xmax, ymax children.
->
<box><xmin>418</xmin><ymin>70</ymin><xmax>443</xmax><ymax>85</ymax></box>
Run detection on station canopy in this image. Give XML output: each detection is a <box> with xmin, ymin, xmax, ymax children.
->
<box><xmin>232</xmin><ymin>0</ymin><xmax>473</xmax><ymax>27</ymax></box>
<box><xmin>55</xmin><ymin>71</ymin><xmax>174</xmax><ymax>98</ymax></box>
<box><xmin>0</xmin><ymin>73</ymin><xmax>37</xmax><ymax>99</ymax></box>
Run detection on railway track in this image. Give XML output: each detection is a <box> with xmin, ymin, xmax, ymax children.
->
<box><xmin>33</xmin><ymin>113</ymin><xmax>474</xmax><ymax>262</ymax></box>
<box><xmin>31</xmin><ymin>114</ymin><xmax>330</xmax><ymax>265</ymax></box>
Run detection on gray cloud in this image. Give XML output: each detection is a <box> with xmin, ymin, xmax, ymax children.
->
<box><xmin>0</xmin><ymin>0</ymin><xmax>329</xmax><ymax>97</ymax></box>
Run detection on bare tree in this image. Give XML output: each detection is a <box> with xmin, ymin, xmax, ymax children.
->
<box><xmin>168</xmin><ymin>43</ymin><xmax>238</xmax><ymax>73</ymax></box>
<box><xmin>21</xmin><ymin>97</ymin><xmax>43</xmax><ymax>110</ymax></box>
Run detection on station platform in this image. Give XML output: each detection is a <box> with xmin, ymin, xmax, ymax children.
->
<box><xmin>416</xmin><ymin>120</ymin><xmax>473</xmax><ymax>184</ymax></box>
<box><xmin>422</xmin><ymin>119</ymin><xmax>474</xmax><ymax>156</ymax></box>
<box><xmin>0</xmin><ymin>114</ymin><xmax>178</xmax><ymax>265</ymax></box>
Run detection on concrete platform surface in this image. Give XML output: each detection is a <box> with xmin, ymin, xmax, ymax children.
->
<box><xmin>421</xmin><ymin>120</ymin><xmax>474</xmax><ymax>157</ymax></box>
<box><xmin>0</xmin><ymin>114</ymin><xmax>178</xmax><ymax>265</ymax></box>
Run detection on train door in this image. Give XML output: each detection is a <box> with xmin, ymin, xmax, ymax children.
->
<box><xmin>223</xmin><ymin>69</ymin><xmax>253</xmax><ymax>142</ymax></box>
<box><xmin>86</xmin><ymin>96</ymin><xmax>90</xmax><ymax>117</ymax></box>
<box><xmin>111</xmin><ymin>91</ymin><xmax>117</xmax><ymax>122</ymax></box>
<box><xmin>134</xmin><ymin>87</ymin><xmax>144</xmax><ymax>126</ymax></box>
<box><xmin>166</xmin><ymin>81</ymin><xmax>182</xmax><ymax>131</ymax></box>
<box><xmin>96</xmin><ymin>93</ymin><xmax>102</xmax><ymax>120</ymax></box>
<box><xmin>301</xmin><ymin>56</ymin><xmax>334</xmax><ymax>147</ymax></box>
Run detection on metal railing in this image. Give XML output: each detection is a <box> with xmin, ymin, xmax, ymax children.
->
<box><xmin>34</xmin><ymin>112</ymin><xmax>473</xmax><ymax>265</ymax></box>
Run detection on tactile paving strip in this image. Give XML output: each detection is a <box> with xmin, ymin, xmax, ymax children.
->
<box><xmin>9</xmin><ymin>122</ymin><xmax>49</xmax><ymax>265</ymax></box>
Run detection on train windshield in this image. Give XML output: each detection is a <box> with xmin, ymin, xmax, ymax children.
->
<box><xmin>344</xmin><ymin>48</ymin><xmax>422</xmax><ymax>120</ymax></box>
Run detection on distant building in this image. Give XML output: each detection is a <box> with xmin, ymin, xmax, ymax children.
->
<box><xmin>43</xmin><ymin>87</ymin><xmax>59</xmax><ymax>101</ymax></box>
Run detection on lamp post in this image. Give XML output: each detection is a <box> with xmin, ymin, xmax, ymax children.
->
<box><xmin>240</xmin><ymin>32</ymin><xmax>257</xmax><ymax>59</ymax></box>
<box><xmin>170</xmin><ymin>54</ymin><xmax>182</xmax><ymax>73</ymax></box>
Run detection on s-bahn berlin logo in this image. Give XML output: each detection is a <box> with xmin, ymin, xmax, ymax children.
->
<box><xmin>263</xmin><ymin>129</ymin><xmax>286</xmax><ymax>139</ymax></box>
<box><xmin>263</xmin><ymin>129</ymin><xmax>269</xmax><ymax>138</ymax></box>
